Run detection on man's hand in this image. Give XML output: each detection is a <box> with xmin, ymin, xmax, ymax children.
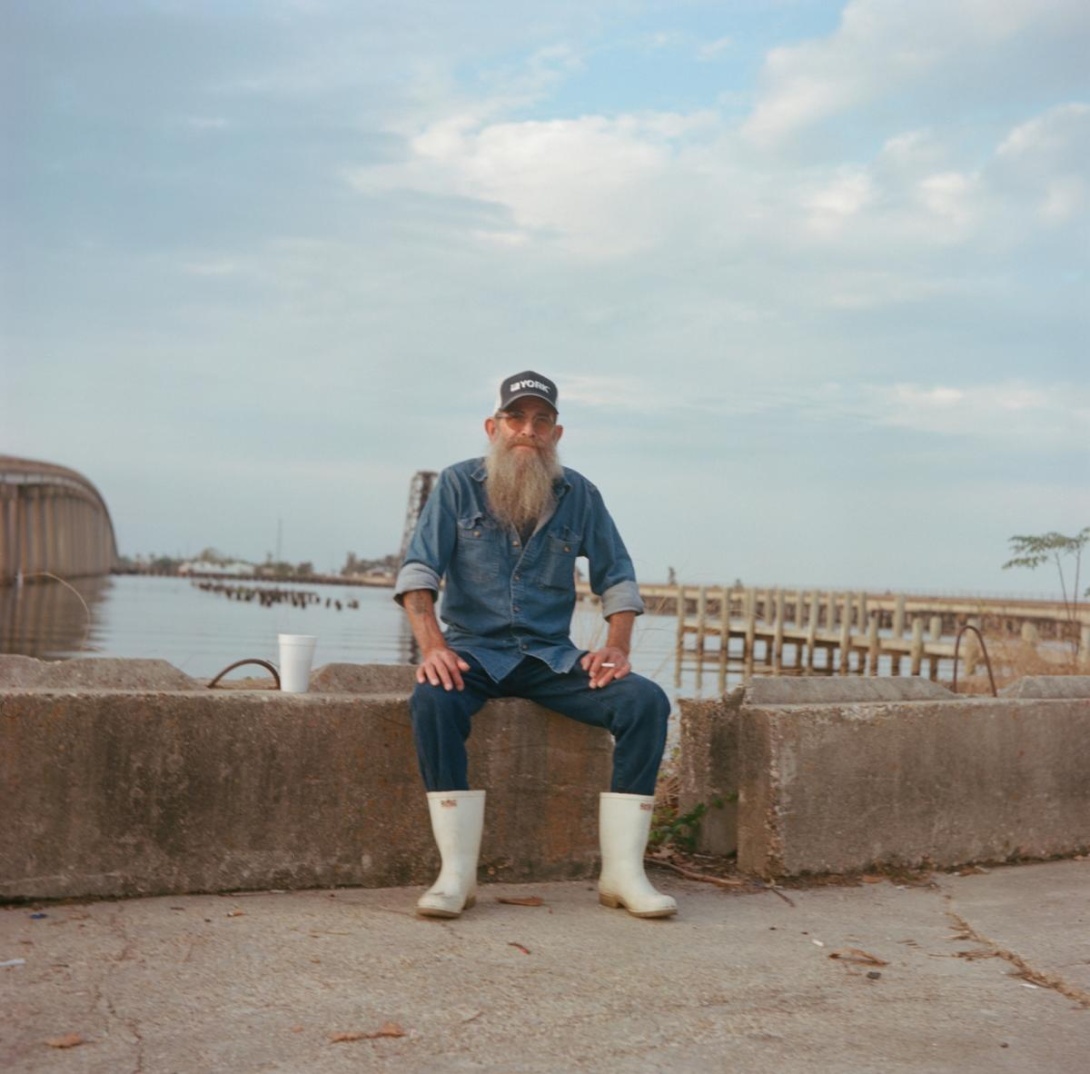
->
<box><xmin>581</xmin><ymin>645</ymin><xmax>631</xmax><ymax>689</ymax></box>
<box><xmin>581</xmin><ymin>609</ymin><xmax>636</xmax><ymax>688</ymax></box>
<box><xmin>401</xmin><ymin>589</ymin><xmax>470</xmax><ymax>690</ymax></box>
<box><xmin>418</xmin><ymin>646</ymin><xmax>471</xmax><ymax>691</ymax></box>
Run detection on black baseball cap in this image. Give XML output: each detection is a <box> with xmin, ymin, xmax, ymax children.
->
<box><xmin>495</xmin><ymin>371</ymin><xmax>558</xmax><ymax>413</ymax></box>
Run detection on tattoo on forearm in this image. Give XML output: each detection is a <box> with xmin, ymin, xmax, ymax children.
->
<box><xmin>404</xmin><ymin>591</ymin><xmax>434</xmax><ymax>616</ymax></box>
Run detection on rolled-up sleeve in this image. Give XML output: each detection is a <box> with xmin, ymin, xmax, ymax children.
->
<box><xmin>581</xmin><ymin>484</ymin><xmax>645</xmax><ymax>618</ymax></box>
<box><xmin>599</xmin><ymin>578</ymin><xmax>645</xmax><ymax>618</ymax></box>
<box><xmin>393</xmin><ymin>561</ymin><xmax>441</xmax><ymax>604</ymax></box>
<box><xmin>392</xmin><ymin>469</ymin><xmax>456</xmax><ymax>605</ymax></box>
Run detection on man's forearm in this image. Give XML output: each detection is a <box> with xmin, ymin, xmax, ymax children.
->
<box><xmin>402</xmin><ymin>588</ymin><xmax>469</xmax><ymax>689</ymax></box>
<box><xmin>604</xmin><ymin>610</ymin><xmax>636</xmax><ymax>655</ymax></box>
<box><xmin>401</xmin><ymin>589</ymin><xmax>448</xmax><ymax>654</ymax></box>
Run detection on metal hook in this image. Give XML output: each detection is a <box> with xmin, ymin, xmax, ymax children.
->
<box><xmin>951</xmin><ymin>624</ymin><xmax>997</xmax><ymax>696</ymax></box>
<box><xmin>207</xmin><ymin>659</ymin><xmax>281</xmax><ymax>690</ymax></box>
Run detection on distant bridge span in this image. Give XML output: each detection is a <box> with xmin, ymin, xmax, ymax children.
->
<box><xmin>0</xmin><ymin>456</ymin><xmax>119</xmax><ymax>585</ymax></box>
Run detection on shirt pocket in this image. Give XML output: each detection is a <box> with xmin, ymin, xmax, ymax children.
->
<box><xmin>540</xmin><ymin>529</ymin><xmax>581</xmax><ymax>589</ymax></box>
<box><xmin>456</xmin><ymin>514</ymin><xmax>502</xmax><ymax>584</ymax></box>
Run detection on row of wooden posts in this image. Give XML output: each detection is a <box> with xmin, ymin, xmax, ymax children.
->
<box><xmin>640</xmin><ymin>585</ymin><xmax>1089</xmax><ymax>694</ymax></box>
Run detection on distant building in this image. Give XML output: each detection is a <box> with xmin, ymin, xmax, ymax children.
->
<box><xmin>178</xmin><ymin>560</ymin><xmax>255</xmax><ymax>577</ymax></box>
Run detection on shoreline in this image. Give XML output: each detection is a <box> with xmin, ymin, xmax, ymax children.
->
<box><xmin>105</xmin><ymin>569</ymin><xmax>1078</xmax><ymax>610</ymax></box>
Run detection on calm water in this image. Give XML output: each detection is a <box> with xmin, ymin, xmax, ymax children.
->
<box><xmin>0</xmin><ymin>574</ymin><xmax>702</xmax><ymax>706</ymax></box>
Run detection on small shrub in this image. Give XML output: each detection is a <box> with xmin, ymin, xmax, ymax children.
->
<box><xmin>650</xmin><ymin>797</ymin><xmax>725</xmax><ymax>854</ymax></box>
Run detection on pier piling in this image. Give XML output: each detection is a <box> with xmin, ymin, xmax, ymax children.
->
<box><xmin>662</xmin><ymin>583</ymin><xmax>1087</xmax><ymax>689</ymax></box>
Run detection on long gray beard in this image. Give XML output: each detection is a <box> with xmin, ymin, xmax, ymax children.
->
<box><xmin>485</xmin><ymin>438</ymin><xmax>562</xmax><ymax>533</ymax></box>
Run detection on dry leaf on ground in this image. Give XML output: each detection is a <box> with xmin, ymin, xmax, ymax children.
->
<box><xmin>497</xmin><ymin>896</ymin><xmax>544</xmax><ymax>906</ymax></box>
<box><xmin>330</xmin><ymin>1022</ymin><xmax>406</xmax><ymax>1043</ymax></box>
<box><xmin>829</xmin><ymin>947</ymin><xmax>889</xmax><ymax>966</ymax></box>
<box><xmin>44</xmin><ymin>1034</ymin><xmax>86</xmax><ymax>1049</ymax></box>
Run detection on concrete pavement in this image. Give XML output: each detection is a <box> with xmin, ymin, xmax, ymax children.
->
<box><xmin>3</xmin><ymin>859</ymin><xmax>1088</xmax><ymax>1073</ymax></box>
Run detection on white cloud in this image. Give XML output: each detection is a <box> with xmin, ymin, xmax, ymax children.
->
<box><xmin>877</xmin><ymin>129</ymin><xmax>944</xmax><ymax>172</ymax></box>
<box><xmin>860</xmin><ymin>380</ymin><xmax>1089</xmax><ymax>446</ymax></box>
<box><xmin>697</xmin><ymin>36</ymin><xmax>733</xmax><ymax>62</ymax></box>
<box><xmin>993</xmin><ymin>103</ymin><xmax>1090</xmax><ymax>226</ymax></box>
<box><xmin>562</xmin><ymin>373</ymin><xmax>664</xmax><ymax>410</ymax></box>
<box><xmin>643</xmin><ymin>30</ymin><xmax>687</xmax><ymax>51</ymax></box>
<box><xmin>555</xmin><ymin>374</ymin><xmax>1089</xmax><ymax>456</ymax></box>
<box><xmin>916</xmin><ymin>171</ymin><xmax>980</xmax><ymax>231</ymax></box>
<box><xmin>474</xmin><ymin>43</ymin><xmax>587</xmax><ymax>117</ymax></box>
<box><xmin>182</xmin><ymin>259</ymin><xmax>241</xmax><ymax>276</ymax></box>
<box><xmin>1039</xmin><ymin>176</ymin><xmax>1086</xmax><ymax>222</ymax></box>
<box><xmin>819</xmin><ymin>272</ymin><xmax>960</xmax><ymax>310</ymax></box>
<box><xmin>742</xmin><ymin>59</ymin><xmax>857</xmax><ymax>147</ymax></box>
<box><xmin>348</xmin><ymin>111</ymin><xmax>716</xmax><ymax>257</ymax></box>
<box><xmin>344</xmin><ymin>33</ymin><xmax>1085</xmax><ymax>267</ymax></box>
<box><xmin>742</xmin><ymin>0</ymin><xmax>1089</xmax><ymax>148</ymax></box>
<box><xmin>804</xmin><ymin>168</ymin><xmax>874</xmax><ymax>236</ymax></box>
<box><xmin>997</xmin><ymin>102</ymin><xmax>1090</xmax><ymax>160</ymax></box>
<box><xmin>185</xmin><ymin>116</ymin><xmax>229</xmax><ymax>131</ymax></box>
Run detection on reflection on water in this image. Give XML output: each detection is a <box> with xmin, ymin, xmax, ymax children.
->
<box><xmin>0</xmin><ymin>575</ymin><xmax>111</xmax><ymax>660</ymax></box>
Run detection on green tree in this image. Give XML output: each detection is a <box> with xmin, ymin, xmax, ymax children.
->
<box><xmin>341</xmin><ymin>551</ymin><xmax>399</xmax><ymax>577</ymax></box>
<box><xmin>1003</xmin><ymin>527</ymin><xmax>1089</xmax><ymax>658</ymax></box>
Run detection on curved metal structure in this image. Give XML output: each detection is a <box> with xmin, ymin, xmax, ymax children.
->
<box><xmin>0</xmin><ymin>455</ymin><xmax>119</xmax><ymax>585</ymax></box>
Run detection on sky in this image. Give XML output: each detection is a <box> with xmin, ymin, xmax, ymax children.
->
<box><xmin>3</xmin><ymin>0</ymin><xmax>1088</xmax><ymax>597</ymax></box>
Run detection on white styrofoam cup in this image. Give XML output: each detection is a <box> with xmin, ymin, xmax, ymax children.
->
<box><xmin>278</xmin><ymin>634</ymin><xmax>317</xmax><ymax>693</ymax></box>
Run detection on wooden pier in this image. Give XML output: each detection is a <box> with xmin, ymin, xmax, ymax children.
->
<box><xmin>635</xmin><ymin>585</ymin><xmax>1090</xmax><ymax>692</ymax></box>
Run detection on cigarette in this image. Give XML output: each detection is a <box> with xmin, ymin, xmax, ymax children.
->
<box><xmin>601</xmin><ymin>662</ymin><xmax>617</xmax><ymax>668</ymax></box>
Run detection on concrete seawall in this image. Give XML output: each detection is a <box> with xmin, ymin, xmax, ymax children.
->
<box><xmin>679</xmin><ymin>676</ymin><xmax>1090</xmax><ymax>877</ymax></box>
<box><xmin>0</xmin><ymin>658</ymin><xmax>611</xmax><ymax>901</ymax></box>
<box><xmin>3</xmin><ymin>657</ymin><xmax>1087</xmax><ymax>900</ymax></box>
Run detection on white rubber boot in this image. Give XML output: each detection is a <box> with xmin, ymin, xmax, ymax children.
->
<box><xmin>416</xmin><ymin>790</ymin><xmax>485</xmax><ymax>919</ymax></box>
<box><xmin>598</xmin><ymin>792</ymin><xmax>677</xmax><ymax>919</ymax></box>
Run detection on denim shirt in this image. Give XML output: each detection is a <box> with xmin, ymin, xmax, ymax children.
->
<box><xmin>394</xmin><ymin>457</ymin><xmax>645</xmax><ymax>681</ymax></box>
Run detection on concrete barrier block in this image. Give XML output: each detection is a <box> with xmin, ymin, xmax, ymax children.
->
<box><xmin>744</xmin><ymin>676</ymin><xmax>954</xmax><ymax>705</ymax></box>
<box><xmin>737</xmin><ymin>697</ymin><xmax>1090</xmax><ymax>877</ymax></box>
<box><xmin>677</xmin><ymin>692</ymin><xmax>742</xmax><ymax>856</ymax></box>
<box><xmin>1000</xmin><ymin>676</ymin><xmax>1090</xmax><ymax>699</ymax></box>
<box><xmin>0</xmin><ymin>655</ymin><xmax>45</xmax><ymax>688</ymax></box>
<box><xmin>0</xmin><ymin>684</ymin><xmax>612</xmax><ymax>901</ymax></box>
<box><xmin>470</xmin><ymin>700</ymin><xmax>613</xmax><ymax>881</ymax></box>
<box><xmin>0</xmin><ymin>655</ymin><xmax>197</xmax><ymax>691</ymax></box>
<box><xmin>308</xmin><ymin>662</ymin><xmax>418</xmax><ymax>694</ymax></box>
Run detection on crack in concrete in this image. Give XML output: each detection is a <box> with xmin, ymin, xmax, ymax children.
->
<box><xmin>104</xmin><ymin>994</ymin><xmax>147</xmax><ymax>1074</ymax></box>
<box><xmin>99</xmin><ymin>906</ymin><xmax>149</xmax><ymax>1074</ymax></box>
<box><xmin>947</xmin><ymin>909</ymin><xmax>1090</xmax><ymax>1009</ymax></box>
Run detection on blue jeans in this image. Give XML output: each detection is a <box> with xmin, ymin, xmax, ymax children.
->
<box><xmin>410</xmin><ymin>653</ymin><xmax>670</xmax><ymax>796</ymax></box>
